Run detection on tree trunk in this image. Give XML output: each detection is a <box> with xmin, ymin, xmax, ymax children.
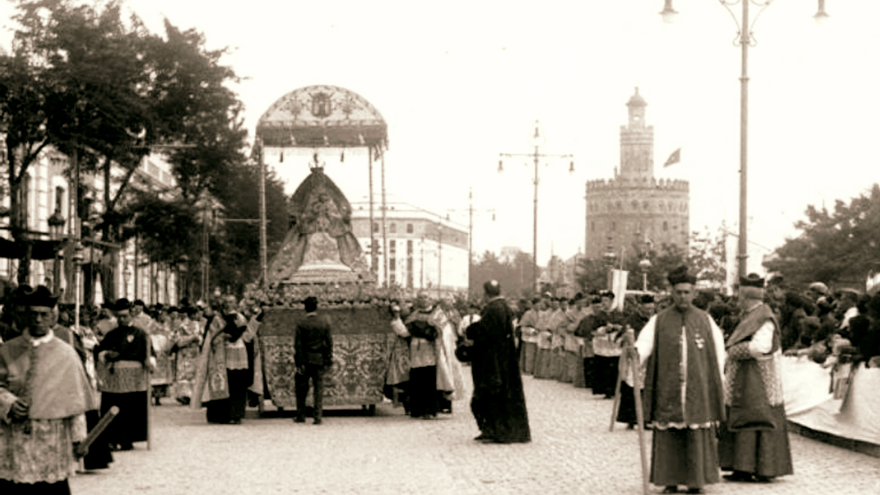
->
<box><xmin>101</xmin><ymin>249</ymin><xmax>118</xmax><ymax>303</ymax></box>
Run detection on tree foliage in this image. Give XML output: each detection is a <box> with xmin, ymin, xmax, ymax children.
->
<box><xmin>469</xmin><ymin>250</ymin><xmax>536</xmax><ymax>300</ymax></box>
<box><xmin>0</xmin><ymin>0</ymin><xmax>249</xmax><ymax>298</ymax></box>
<box><xmin>765</xmin><ymin>184</ymin><xmax>880</xmax><ymax>288</ymax></box>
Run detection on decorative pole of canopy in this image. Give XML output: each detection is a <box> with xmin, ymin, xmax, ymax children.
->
<box><xmin>256</xmin><ymin>137</ymin><xmax>268</xmax><ymax>286</ymax></box>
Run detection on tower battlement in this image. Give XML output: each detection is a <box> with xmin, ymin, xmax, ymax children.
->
<box><xmin>586</xmin><ymin>177</ymin><xmax>689</xmax><ymax>192</ymax></box>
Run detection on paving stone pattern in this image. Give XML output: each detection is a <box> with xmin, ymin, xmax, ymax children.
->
<box><xmin>71</xmin><ymin>371</ymin><xmax>880</xmax><ymax>495</ymax></box>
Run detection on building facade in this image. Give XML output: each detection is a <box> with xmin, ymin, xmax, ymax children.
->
<box><xmin>350</xmin><ymin>201</ymin><xmax>468</xmax><ymax>296</ymax></box>
<box><xmin>585</xmin><ymin>88</ymin><xmax>689</xmax><ymax>261</ymax></box>
<box><xmin>0</xmin><ymin>139</ymin><xmax>180</xmax><ymax>306</ymax></box>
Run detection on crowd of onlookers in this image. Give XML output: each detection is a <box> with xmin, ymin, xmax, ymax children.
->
<box><xmin>693</xmin><ymin>279</ymin><xmax>880</xmax><ymax>369</ymax></box>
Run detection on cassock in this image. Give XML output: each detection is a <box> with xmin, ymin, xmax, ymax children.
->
<box><xmin>634</xmin><ymin>305</ymin><xmax>726</xmax><ymax>490</ymax></box>
<box><xmin>96</xmin><ymin>324</ymin><xmax>150</xmax><ymax>449</ymax></box>
<box><xmin>466</xmin><ymin>297</ymin><xmax>531</xmax><ymax>443</ymax></box>
<box><xmin>717</xmin><ymin>303</ymin><xmax>793</xmax><ymax>479</ymax></box>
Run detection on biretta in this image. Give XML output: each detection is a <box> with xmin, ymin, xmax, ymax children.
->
<box><xmin>667</xmin><ymin>266</ymin><xmax>697</xmax><ymax>286</ymax></box>
<box><xmin>114</xmin><ymin>298</ymin><xmax>133</xmax><ymax>312</ymax></box>
<box><xmin>21</xmin><ymin>285</ymin><xmax>59</xmax><ymax>308</ymax></box>
<box><xmin>739</xmin><ymin>273</ymin><xmax>765</xmax><ymax>300</ymax></box>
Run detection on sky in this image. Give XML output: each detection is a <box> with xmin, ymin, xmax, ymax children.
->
<box><xmin>2</xmin><ymin>0</ymin><xmax>878</xmax><ymax>274</ymax></box>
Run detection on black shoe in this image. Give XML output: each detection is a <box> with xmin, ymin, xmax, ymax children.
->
<box><xmin>660</xmin><ymin>486</ymin><xmax>678</xmax><ymax>494</ymax></box>
<box><xmin>723</xmin><ymin>472</ymin><xmax>753</xmax><ymax>483</ymax></box>
<box><xmin>228</xmin><ymin>419</ymin><xmax>241</xmax><ymax>425</ymax></box>
<box><xmin>753</xmin><ymin>475</ymin><xmax>773</xmax><ymax>483</ymax></box>
<box><xmin>685</xmin><ymin>489</ymin><xmax>704</xmax><ymax>494</ymax></box>
<box><xmin>474</xmin><ymin>434</ymin><xmax>494</xmax><ymax>442</ymax></box>
<box><xmin>293</xmin><ymin>417</ymin><xmax>306</xmax><ymax>423</ymax></box>
<box><xmin>118</xmin><ymin>443</ymin><xmax>133</xmax><ymax>451</ymax></box>
<box><xmin>313</xmin><ymin>418</ymin><xmax>322</xmax><ymax>425</ymax></box>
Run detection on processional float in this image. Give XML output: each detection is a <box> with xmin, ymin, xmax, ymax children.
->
<box><xmin>249</xmin><ymin>85</ymin><xmax>399</xmax><ymax>415</ymax></box>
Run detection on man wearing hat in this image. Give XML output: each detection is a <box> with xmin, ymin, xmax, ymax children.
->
<box><xmin>464</xmin><ymin>280</ymin><xmax>530</xmax><ymax>443</ymax></box>
<box><xmin>0</xmin><ymin>285</ymin><xmax>35</xmax><ymax>343</ymax></box>
<box><xmin>718</xmin><ymin>274</ymin><xmax>793</xmax><ymax>483</ymax></box>
<box><xmin>629</xmin><ymin>267</ymin><xmax>726</xmax><ymax>494</ymax></box>
<box><xmin>293</xmin><ymin>296</ymin><xmax>333</xmax><ymax>424</ymax></box>
<box><xmin>0</xmin><ymin>285</ymin><xmax>92</xmax><ymax>493</ymax></box>
<box><xmin>95</xmin><ymin>298</ymin><xmax>151</xmax><ymax>450</ymax></box>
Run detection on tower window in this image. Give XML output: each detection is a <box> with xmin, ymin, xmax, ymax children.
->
<box><xmin>390</xmin><ymin>223</ymin><xmax>397</xmax><ymax>234</ymax></box>
<box><xmin>406</xmin><ymin>223</ymin><xmax>413</xmax><ymax>233</ymax></box>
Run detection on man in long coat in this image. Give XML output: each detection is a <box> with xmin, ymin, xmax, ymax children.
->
<box><xmin>631</xmin><ymin>266</ymin><xmax>726</xmax><ymax>494</ymax></box>
<box><xmin>718</xmin><ymin>274</ymin><xmax>793</xmax><ymax>482</ymax></box>
<box><xmin>465</xmin><ymin>280</ymin><xmax>530</xmax><ymax>444</ymax></box>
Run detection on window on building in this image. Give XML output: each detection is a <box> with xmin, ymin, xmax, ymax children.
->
<box><xmin>373</xmin><ymin>222</ymin><xmax>379</xmax><ymax>233</ymax></box>
<box><xmin>389</xmin><ymin>273</ymin><xmax>396</xmax><ymax>285</ymax></box>
<box><xmin>406</xmin><ymin>257</ymin><xmax>413</xmax><ymax>288</ymax></box>
<box><xmin>407</xmin><ymin>240</ymin><xmax>413</xmax><ymax>255</ymax></box>
<box><xmin>611</xmin><ymin>221</ymin><xmax>616</xmax><ymax>231</ymax></box>
<box><xmin>390</xmin><ymin>223</ymin><xmax>397</xmax><ymax>234</ymax></box>
<box><xmin>54</xmin><ymin>186</ymin><xmax>64</xmax><ymax>214</ymax></box>
<box><xmin>389</xmin><ymin>240</ymin><xmax>396</xmax><ymax>256</ymax></box>
<box><xmin>406</xmin><ymin>223</ymin><xmax>413</xmax><ymax>234</ymax></box>
<box><xmin>389</xmin><ymin>258</ymin><xmax>396</xmax><ymax>271</ymax></box>
<box><xmin>663</xmin><ymin>221</ymin><xmax>668</xmax><ymax>231</ymax></box>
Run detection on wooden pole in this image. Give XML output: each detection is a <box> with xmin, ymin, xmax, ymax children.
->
<box><xmin>146</xmin><ymin>335</ymin><xmax>152</xmax><ymax>451</ymax></box>
<box><xmin>630</xmin><ymin>345</ymin><xmax>650</xmax><ymax>495</ymax></box>
<box><xmin>609</xmin><ymin>347</ymin><xmax>625</xmax><ymax>432</ymax></box>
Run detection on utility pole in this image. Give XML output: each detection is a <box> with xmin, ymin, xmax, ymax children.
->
<box><xmin>499</xmin><ymin>120</ymin><xmax>573</xmax><ymax>294</ymax></box>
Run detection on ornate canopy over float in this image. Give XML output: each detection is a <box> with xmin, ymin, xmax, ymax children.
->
<box><xmin>256</xmin><ymin>85</ymin><xmax>389</xmax><ymax>289</ymax></box>
<box><xmin>256</xmin><ymin>84</ymin><xmax>387</xmax><ymax>149</ymax></box>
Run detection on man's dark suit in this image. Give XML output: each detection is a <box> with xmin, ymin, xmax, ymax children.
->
<box><xmin>294</xmin><ymin>313</ymin><xmax>333</xmax><ymax>422</ymax></box>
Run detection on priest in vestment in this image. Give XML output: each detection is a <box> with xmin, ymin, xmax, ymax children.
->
<box><xmin>631</xmin><ymin>267</ymin><xmax>726</xmax><ymax>494</ymax></box>
<box><xmin>0</xmin><ymin>286</ymin><xmax>91</xmax><ymax>494</ymax></box>
<box><xmin>717</xmin><ymin>274</ymin><xmax>793</xmax><ymax>482</ymax></box>
<box><xmin>192</xmin><ymin>296</ymin><xmax>251</xmax><ymax>425</ymax></box>
<box><xmin>95</xmin><ymin>298</ymin><xmax>150</xmax><ymax>451</ymax></box>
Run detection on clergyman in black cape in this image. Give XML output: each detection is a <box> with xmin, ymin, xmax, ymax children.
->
<box><xmin>465</xmin><ymin>280</ymin><xmax>531</xmax><ymax>443</ymax></box>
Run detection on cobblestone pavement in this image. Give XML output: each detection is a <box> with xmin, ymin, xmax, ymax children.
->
<box><xmin>71</xmin><ymin>371</ymin><xmax>879</xmax><ymax>495</ymax></box>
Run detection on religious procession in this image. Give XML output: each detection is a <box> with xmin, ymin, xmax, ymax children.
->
<box><xmin>2</xmin><ymin>1</ymin><xmax>879</xmax><ymax>494</ymax></box>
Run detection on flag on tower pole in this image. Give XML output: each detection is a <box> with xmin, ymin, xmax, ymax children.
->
<box><xmin>663</xmin><ymin>148</ymin><xmax>681</xmax><ymax>167</ymax></box>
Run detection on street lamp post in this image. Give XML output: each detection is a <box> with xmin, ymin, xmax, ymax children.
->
<box><xmin>660</xmin><ymin>1</ymin><xmax>828</xmax><ymax>279</ymax></box>
<box><xmin>603</xmin><ymin>242</ymin><xmax>617</xmax><ymax>291</ymax></box>
<box><xmin>499</xmin><ymin>120</ymin><xmax>574</xmax><ymax>294</ymax></box>
<box><xmin>123</xmin><ymin>264</ymin><xmax>132</xmax><ymax>299</ymax></box>
<box><xmin>48</xmin><ymin>210</ymin><xmax>65</xmax><ymax>294</ymax></box>
<box><xmin>72</xmin><ymin>244</ymin><xmax>84</xmax><ymax>331</ymax></box>
<box><xmin>639</xmin><ymin>257</ymin><xmax>652</xmax><ymax>292</ymax></box>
